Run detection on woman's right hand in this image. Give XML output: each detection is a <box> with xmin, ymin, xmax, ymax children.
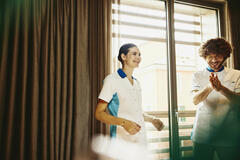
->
<box><xmin>121</xmin><ymin>120</ymin><xmax>141</xmax><ymax>135</ymax></box>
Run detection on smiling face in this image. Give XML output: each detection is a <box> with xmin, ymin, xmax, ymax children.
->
<box><xmin>205</xmin><ymin>53</ymin><xmax>225</xmax><ymax>72</ymax></box>
<box><xmin>121</xmin><ymin>46</ymin><xmax>141</xmax><ymax>68</ymax></box>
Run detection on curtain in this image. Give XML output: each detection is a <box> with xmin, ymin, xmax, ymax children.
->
<box><xmin>227</xmin><ymin>0</ymin><xmax>240</xmax><ymax>70</ymax></box>
<box><xmin>0</xmin><ymin>0</ymin><xmax>112</xmax><ymax>160</ymax></box>
<box><xmin>89</xmin><ymin>0</ymin><xmax>112</xmax><ymax>137</ymax></box>
<box><xmin>225</xmin><ymin>0</ymin><xmax>234</xmax><ymax>69</ymax></box>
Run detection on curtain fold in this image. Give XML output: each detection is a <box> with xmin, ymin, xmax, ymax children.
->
<box><xmin>0</xmin><ymin>0</ymin><xmax>112</xmax><ymax>160</ymax></box>
<box><xmin>227</xmin><ymin>0</ymin><xmax>240</xmax><ymax>70</ymax></box>
<box><xmin>89</xmin><ymin>0</ymin><xmax>112</xmax><ymax>137</ymax></box>
<box><xmin>225</xmin><ymin>1</ymin><xmax>234</xmax><ymax>69</ymax></box>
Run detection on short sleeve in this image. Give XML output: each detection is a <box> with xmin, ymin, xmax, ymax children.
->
<box><xmin>191</xmin><ymin>73</ymin><xmax>201</xmax><ymax>92</ymax></box>
<box><xmin>98</xmin><ymin>75</ymin><xmax>115</xmax><ymax>103</ymax></box>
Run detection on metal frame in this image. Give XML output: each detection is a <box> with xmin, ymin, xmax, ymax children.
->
<box><xmin>166</xmin><ymin>0</ymin><xmax>180</xmax><ymax>159</ymax></box>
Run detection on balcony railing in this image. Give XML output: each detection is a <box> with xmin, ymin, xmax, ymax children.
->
<box><xmin>145</xmin><ymin>110</ymin><xmax>196</xmax><ymax>160</ymax></box>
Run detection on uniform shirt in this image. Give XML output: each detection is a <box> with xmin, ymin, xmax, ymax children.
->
<box><xmin>191</xmin><ymin>67</ymin><xmax>240</xmax><ymax>146</ymax></box>
<box><xmin>98</xmin><ymin>69</ymin><xmax>147</xmax><ymax>145</ymax></box>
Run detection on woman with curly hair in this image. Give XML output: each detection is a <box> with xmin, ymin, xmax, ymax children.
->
<box><xmin>191</xmin><ymin>38</ymin><xmax>240</xmax><ymax>160</ymax></box>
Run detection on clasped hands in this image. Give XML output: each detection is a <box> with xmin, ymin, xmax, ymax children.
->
<box><xmin>209</xmin><ymin>72</ymin><xmax>223</xmax><ymax>91</ymax></box>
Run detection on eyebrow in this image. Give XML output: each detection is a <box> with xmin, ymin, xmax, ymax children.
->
<box><xmin>131</xmin><ymin>51</ymin><xmax>140</xmax><ymax>53</ymax></box>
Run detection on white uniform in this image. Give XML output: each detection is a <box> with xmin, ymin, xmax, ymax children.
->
<box><xmin>191</xmin><ymin>67</ymin><xmax>240</xmax><ymax>146</ymax></box>
<box><xmin>98</xmin><ymin>69</ymin><xmax>147</xmax><ymax>146</ymax></box>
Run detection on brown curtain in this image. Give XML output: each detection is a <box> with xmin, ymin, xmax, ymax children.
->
<box><xmin>89</xmin><ymin>0</ymin><xmax>112</xmax><ymax>137</ymax></box>
<box><xmin>0</xmin><ymin>0</ymin><xmax>112</xmax><ymax>160</ymax></box>
<box><xmin>228</xmin><ymin>0</ymin><xmax>240</xmax><ymax>70</ymax></box>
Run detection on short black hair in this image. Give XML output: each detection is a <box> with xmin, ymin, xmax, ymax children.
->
<box><xmin>118</xmin><ymin>43</ymin><xmax>137</xmax><ymax>64</ymax></box>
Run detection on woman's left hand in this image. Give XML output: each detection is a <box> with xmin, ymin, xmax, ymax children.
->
<box><xmin>151</xmin><ymin>118</ymin><xmax>164</xmax><ymax>131</ymax></box>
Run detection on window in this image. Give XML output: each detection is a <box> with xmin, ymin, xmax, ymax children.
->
<box><xmin>112</xmin><ymin>0</ymin><xmax>222</xmax><ymax>159</ymax></box>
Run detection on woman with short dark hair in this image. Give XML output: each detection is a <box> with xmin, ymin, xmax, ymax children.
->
<box><xmin>95</xmin><ymin>43</ymin><xmax>164</xmax><ymax>146</ymax></box>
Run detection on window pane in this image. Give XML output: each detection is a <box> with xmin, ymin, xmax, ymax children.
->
<box><xmin>111</xmin><ymin>1</ymin><xmax>220</xmax><ymax>160</ymax></box>
<box><xmin>174</xmin><ymin>3</ymin><xmax>219</xmax><ymax>158</ymax></box>
<box><xmin>112</xmin><ymin>0</ymin><xmax>169</xmax><ymax>159</ymax></box>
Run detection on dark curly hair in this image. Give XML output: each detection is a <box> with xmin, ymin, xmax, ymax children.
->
<box><xmin>199</xmin><ymin>38</ymin><xmax>232</xmax><ymax>59</ymax></box>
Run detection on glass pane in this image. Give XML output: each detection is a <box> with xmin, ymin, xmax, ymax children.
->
<box><xmin>174</xmin><ymin>3</ymin><xmax>219</xmax><ymax>159</ymax></box>
<box><xmin>112</xmin><ymin>0</ymin><xmax>169</xmax><ymax>159</ymax></box>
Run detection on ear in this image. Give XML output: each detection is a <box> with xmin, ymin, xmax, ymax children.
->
<box><xmin>121</xmin><ymin>53</ymin><xmax>126</xmax><ymax>61</ymax></box>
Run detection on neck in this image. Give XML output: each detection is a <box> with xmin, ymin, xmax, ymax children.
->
<box><xmin>122</xmin><ymin>66</ymin><xmax>134</xmax><ymax>78</ymax></box>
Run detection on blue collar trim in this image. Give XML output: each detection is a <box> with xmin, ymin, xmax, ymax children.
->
<box><xmin>117</xmin><ymin>68</ymin><xmax>127</xmax><ymax>78</ymax></box>
<box><xmin>117</xmin><ymin>68</ymin><xmax>136</xmax><ymax>80</ymax></box>
<box><xmin>206</xmin><ymin>65</ymin><xmax>224</xmax><ymax>72</ymax></box>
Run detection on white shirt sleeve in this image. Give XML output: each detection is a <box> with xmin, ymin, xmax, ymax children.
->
<box><xmin>191</xmin><ymin>73</ymin><xmax>201</xmax><ymax>92</ymax></box>
<box><xmin>98</xmin><ymin>75</ymin><xmax>115</xmax><ymax>103</ymax></box>
<box><xmin>234</xmin><ymin>76</ymin><xmax>240</xmax><ymax>93</ymax></box>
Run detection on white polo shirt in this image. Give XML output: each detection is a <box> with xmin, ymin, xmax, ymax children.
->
<box><xmin>191</xmin><ymin>67</ymin><xmax>240</xmax><ymax>146</ymax></box>
<box><xmin>98</xmin><ymin>69</ymin><xmax>147</xmax><ymax>146</ymax></box>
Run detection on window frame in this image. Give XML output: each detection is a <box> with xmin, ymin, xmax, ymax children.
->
<box><xmin>167</xmin><ymin>0</ymin><xmax>225</xmax><ymax>160</ymax></box>
<box><xmin>111</xmin><ymin>0</ymin><xmax>226</xmax><ymax>159</ymax></box>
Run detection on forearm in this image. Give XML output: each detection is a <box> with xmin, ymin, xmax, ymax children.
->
<box><xmin>219</xmin><ymin>85</ymin><xmax>240</xmax><ymax>101</ymax></box>
<box><xmin>143</xmin><ymin>112</ymin><xmax>164</xmax><ymax>131</ymax></box>
<box><xmin>192</xmin><ymin>85</ymin><xmax>213</xmax><ymax>105</ymax></box>
<box><xmin>96</xmin><ymin>109</ymin><xmax>141</xmax><ymax>135</ymax></box>
<box><xmin>143</xmin><ymin>112</ymin><xmax>154</xmax><ymax>122</ymax></box>
<box><xmin>95</xmin><ymin>111</ymin><xmax>126</xmax><ymax>126</ymax></box>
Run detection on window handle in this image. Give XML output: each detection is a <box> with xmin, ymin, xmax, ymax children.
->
<box><xmin>175</xmin><ymin>111</ymin><xmax>179</xmax><ymax>123</ymax></box>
